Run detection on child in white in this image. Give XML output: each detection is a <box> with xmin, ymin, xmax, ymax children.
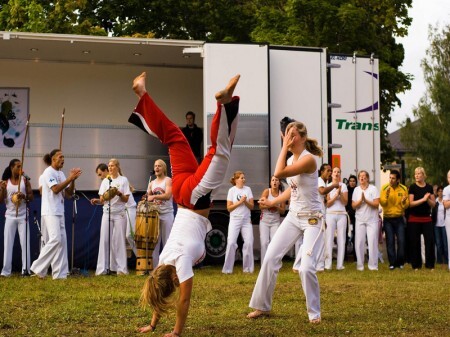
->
<box><xmin>352</xmin><ymin>170</ymin><xmax>380</xmax><ymax>271</ymax></box>
<box><xmin>325</xmin><ymin>167</ymin><xmax>348</xmax><ymax>270</ymax></box>
<box><xmin>259</xmin><ymin>176</ymin><xmax>285</xmax><ymax>263</ymax></box>
<box><xmin>222</xmin><ymin>171</ymin><xmax>254</xmax><ymax>273</ymax></box>
<box><xmin>96</xmin><ymin>159</ymin><xmax>131</xmax><ymax>275</ymax></box>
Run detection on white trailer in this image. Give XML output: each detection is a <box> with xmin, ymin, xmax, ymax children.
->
<box><xmin>0</xmin><ymin>32</ymin><xmax>379</xmax><ymax>264</ymax></box>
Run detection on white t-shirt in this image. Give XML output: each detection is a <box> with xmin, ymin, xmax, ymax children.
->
<box><xmin>158</xmin><ymin>208</ymin><xmax>210</xmax><ymax>283</ymax></box>
<box><xmin>5</xmin><ymin>178</ymin><xmax>27</xmax><ymax>219</ymax></box>
<box><xmin>99</xmin><ymin>175</ymin><xmax>131</xmax><ymax>214</ymax></box>
<box><xmin>327</xmin><ymin>182</ymin><xmax>348</xmax><ymax>212</ymax></box>
<box><xmin>126</xmin><ymin>190</ymin><xmax>137</xmax><ymax>208</ymax></box>
<box><xmin>227</xmin><ymin>185</ymin><xmax>253</xmax><ymax>219</ymax></box>
<box><xmin>443</xmin><ymin>185</ymin><xmax>450</xmax><ymax>217</ymax></box>
<box><xmin>148</xmin><ymin>177</ymin><xmax>173</xmax><ymax>214</ymax></box>
<box><xmin>436</xmin><ymin>199</ymin><xmax>445</xmax><ymax>227</ymax></box>
<box><xmin>318</xmin><ymin>176</ymin><xmax>327</xmax><ymax>210</ymax></box>
<box><xmin>41</xmin><ymin>166</ymin><xmax>67</xmax><ymax>216</ymax></box>
<box><xmin>352</xmin><ymin>184</ymin><xmax>380</xmax><ymax>223</ymax></box>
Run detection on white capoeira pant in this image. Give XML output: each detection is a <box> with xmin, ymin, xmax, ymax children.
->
<box><xmin>325</xmin><ymin>211</ymin><xmax>349</xmax><ymax>270</ymax></box>
<box><xmin>152</xmin><ymin>211</ymin><xmax>175</xmax><ymax>267</ymax></box>
<box><xmin>96</xmin><ymin>211</ymin><xmax>128</xmax><ymax>275</ymax></box>
<box><xmin>125</xmin><ymin>205</ymin><xmax>137</xmax><ymax>255</ymax></box>
<box><xmin>31</xmin><ymin>215</ymin><xmax>68</xmax><ymax>279</ymax></box>
<box><xmin>2</xmin><ymin>217</ymin><xmax>30</xmax><ymax>276</ymax></box>
<box><xmin>355</xmin><ymin>220</ymin><xmax>379</xmax><ymax>271</ymax></box>
<box><xmin>222</xmin><ymin>216</ymin><xmax>254</xmax><ymax>273</ymax></box>
<box><xmin>249</xmin><ymin>211</ymin><xmax>323</xmax><ymax>321</ymax></box>
<box><xmin>259</xmin><ymin>220</ymin><xmax>279</xmax><ymax>264</ymax></box>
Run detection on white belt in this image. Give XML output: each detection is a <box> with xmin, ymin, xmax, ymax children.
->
<box><xmin>294</xmin><ymin>210</ymin><xmax>325</xmax><ymax>257</ymax></box>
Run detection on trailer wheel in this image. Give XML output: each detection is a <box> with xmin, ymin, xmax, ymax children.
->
<box><xmin>204</xmin><ymin>212</ymin><xmax>229</xmax><ymax>265</ymax></box>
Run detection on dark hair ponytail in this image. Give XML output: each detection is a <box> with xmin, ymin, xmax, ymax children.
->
<box><xmin>2</xmin><ymin>159</ymin><xmax>20</xmax><ymax>181</ymax></box>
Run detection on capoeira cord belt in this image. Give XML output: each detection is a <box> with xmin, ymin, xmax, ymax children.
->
<box><xmin>296</xmin><ymin>211</ymin><xmax>325</xmax><ymax>256</ymax></box>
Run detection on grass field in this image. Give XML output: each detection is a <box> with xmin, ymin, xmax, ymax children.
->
<box><xmin>1</xmin><ymin>262</ymin><xmax>449</xmax><ymax>337</ymax></box>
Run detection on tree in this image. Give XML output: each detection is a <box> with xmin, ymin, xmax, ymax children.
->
<box><xmin>0</xmin><ymin>0</ymin><xmax>413</xmax><ymax>166</ymax></box>
<box><xmin>0</xmin><ymin>0</ymin><xmax>106</xmax><ymax>35</ymax></box>
<box><xmin>400</xmin><ymin>24</ymin><xmax>450</xmax><ymax>184</ymax></box>
<box><xmin>250</xmin><ymin>0</ymin><xmax>413</xmax><ymax>164</ymax></box>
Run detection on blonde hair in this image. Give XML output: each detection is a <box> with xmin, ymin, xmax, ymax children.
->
<box><xmin>155</xmin><ymin>159</ymin><xmax>168</xmax><ymax>176</ymax></box>
<box><xmin>230</xmin><ymin>170</ymin><xmax>244</xmax><ymax>185</ymax></box>
<box><xmin>286</xmin><ymin>122</ymin><xmax>323</xmax><ymax>157</ymax></box>
<box><xmin>415</xmin><ymin>167</ymin><xmax>427</xmax><ymax>179</ymax></box>
<box><xmin>140</xmin><ymin>265</ymin><xmax>179</xmax><ymax>316</ymax></box>
<box><xmin>109</xmin><ymin>158</ymin><xmax>135</xmax><ymax>192</ymax></box>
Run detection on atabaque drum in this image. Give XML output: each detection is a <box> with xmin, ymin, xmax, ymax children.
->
<box><xmin>135</xmin><ymin>201</ymin><xmax>160</xmax><ymax>275</ymax></box>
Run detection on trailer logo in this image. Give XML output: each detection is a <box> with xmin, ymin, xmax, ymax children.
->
<box><xmin>335</xmin><ymin>119</ymin><xmax>379</xmax><ymax>131</ymax></box>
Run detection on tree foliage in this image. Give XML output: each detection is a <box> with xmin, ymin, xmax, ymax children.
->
<box><xmin>0</xmin><ymin>0</ymin><xmax>413</xmax><ymax>164</ymax></box>
<box><xmin>400</xmin><ymin>25</ymin><xmax>450</xmax><ymax>184</ymax></box>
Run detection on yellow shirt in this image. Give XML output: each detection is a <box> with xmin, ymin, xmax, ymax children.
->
<box><xmin>379</xmin><ymin>183</ymin><xmax>409</xmax><ymax>218</ymax></box>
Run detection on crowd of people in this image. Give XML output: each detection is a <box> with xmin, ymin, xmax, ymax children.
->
<box><xmin>2</xmin><ymin>71</ymin><xmax>450</xmax><ymax>336</ymax></box>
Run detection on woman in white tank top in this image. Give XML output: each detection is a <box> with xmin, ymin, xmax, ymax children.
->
<box><xmin>259</xmin><ymin>176</ymin><xmax>285</xmax><ymax>263</ymax></box>
<box><xmin>0</xmin><ymin>159</ymin><xmax>34</xmax><ymax>276</ymax></box>
<box><xmin>248</xmin><ymin>121</ymin><xmax>324</xmax><ymax>324</ymax></box>
<box><xmin>146</xmin><ymin>159</ymin><xmax>174</xmax><ymax>268</ymax></box>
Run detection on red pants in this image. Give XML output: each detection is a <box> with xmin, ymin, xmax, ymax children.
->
<box><xmin>129</xmin><ymin>93</ymin><xmax>239</xmax><ymax>209</ymax></box>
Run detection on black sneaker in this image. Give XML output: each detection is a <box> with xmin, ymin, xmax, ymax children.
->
<box><xmin>389</xmin><ymin>265</ymin><xmax>395</xmax><ymax>270</ymax></box>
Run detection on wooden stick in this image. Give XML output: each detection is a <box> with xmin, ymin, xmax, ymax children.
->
<box><xmin>16</xmin><ymin>114</ymin><xmax>31</xmax><ymax>217</ymax></box>
<box><xmin>59</xmin><ymin>108</ymin><xmax>65</xmax><ymax>150</ymax></box>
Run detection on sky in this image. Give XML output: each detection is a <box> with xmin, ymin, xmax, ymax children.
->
<box><xmin>387</xmin><ymin>0</ymin><xmax>450</xmax><ymax>133</ymax></box>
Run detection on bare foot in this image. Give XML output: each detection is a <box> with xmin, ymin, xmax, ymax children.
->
<box><xmin>133</xmin><ymin>72</ymin><xmax>147</xmax><ymax>98</ymax></box>
<box><xmin>247</xmin><ymin>309</ymin><xmax>270</xmax><ymax>319</ymax></box>
<box><xmin>215</xmin><ymin>74</ymin><xmax>240</xmax><ymax>104</ymax></box>
<box><xmin>309</xmin><ymin>317</ymin><xmax>321</xmax><ymax>324</ymax></box>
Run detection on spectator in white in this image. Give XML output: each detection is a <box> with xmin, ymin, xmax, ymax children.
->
<box><xmin>441</xmin><ymin>170</ymin><xmax>450</xmax><ymax>271</ymax></box>
<box><xmin>222</xmin><ymin>170</ymin><xmax>254</xmax><ymax>274</ymax></box>
<box><xmin>433</xmin><ymin>186</ymin><xmax>447</xmax><ymax>266</ymax></box>
<box><xmin>147</xmin><ymin>159</ymin><xmax>174</xmax><ymax>268</ymax></box>
<box><xmin>259</xmin><ymin>176</ymin><xmax>285</xmax><ymax>263</ymax></box>
<box><xmin>325</xmin><ymin>167</ymin><xmax>348</xmax><ymax>270</ymax></box>
<box><xmin>31</xmin><ymin>149</ymin><xmax>82</xmax><ymax>279</ymax></box>
<box><xmin>352</xmin><ymin>170</ymin><xmax>380</xmax><ymax>271</ymax></box>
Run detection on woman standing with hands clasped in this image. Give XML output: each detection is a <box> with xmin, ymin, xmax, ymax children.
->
<box><xmin>352</xmin><ymin>170</ymin><xmax>380</xmax><ymax>271</ymax></box>
<box><xmin>247</xmin><ymin>121</ymin><xmax>324</xmax><ymax>324</ymax></box>
<box><xmin>407</xmin><ymin>167</ymin><xmax>435</xmax><ymax>270</ymax></box>
<box><xmin>325</xmin><ymin>167</ymin><xmax>348</xmax><ymax>270</ymax></box>
<box><xmin>222</xmin><ymin>171</ymin><xmax>255</xmax><ymax>274</ymax></box>
<box><xmin>259</xmin><ymin>176</ymin><xmax>285</xmax><ymax>263</ymax></box>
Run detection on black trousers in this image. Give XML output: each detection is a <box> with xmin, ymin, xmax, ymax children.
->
<box><xmin>407</xmin><ymin>221</ymin><xmax>435</xmax><ymax>269</ymax></box>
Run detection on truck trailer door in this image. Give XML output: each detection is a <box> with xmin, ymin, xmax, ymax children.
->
<box><xmin>329</xmin><ymin>54</ymin><xmax>381</xmax><ymax>188</ymax></box>
<box><xmin>203</xmin><ymin>43</ymin><xmax>270</xmax><ymax>263</ymax></box>
<box><xmin>269</xmin><ymin>47</ymin><xmax>328</xmax><ymax>174</ymax></box>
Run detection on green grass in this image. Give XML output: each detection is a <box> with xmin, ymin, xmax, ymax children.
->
<box><xmin>1</xmin><ymin>262</ymin><xmax>449</xmax><ymax>336</ymax></box>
